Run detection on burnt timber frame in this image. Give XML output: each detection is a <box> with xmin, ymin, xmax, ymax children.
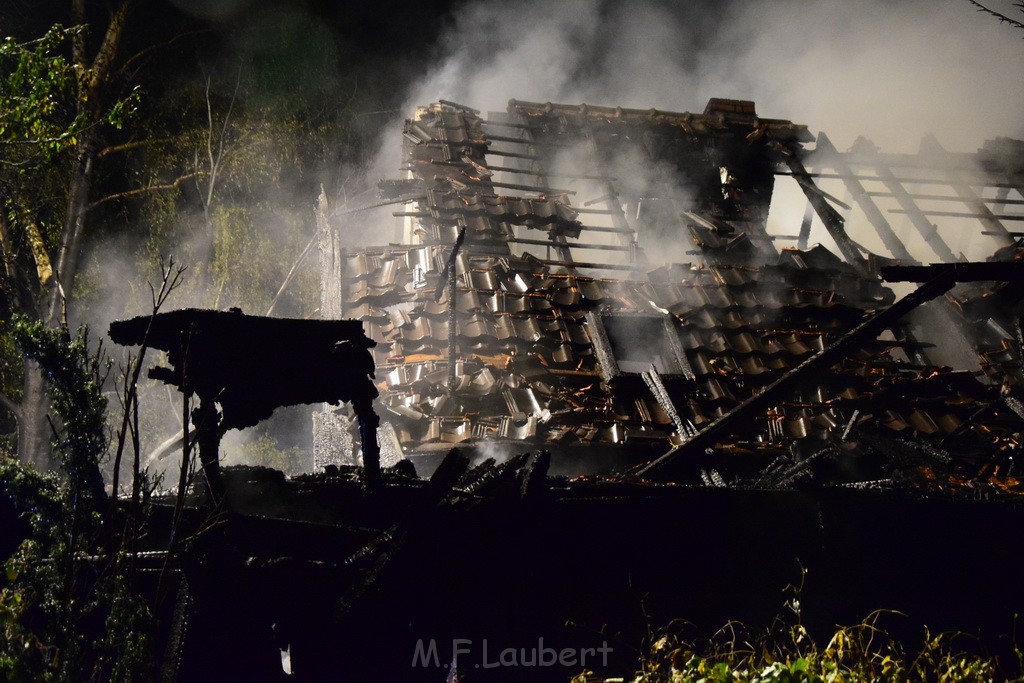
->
<box><xmin>800</xmin><ymin>134</ymin><xmax>1022</xmax><ymax>264</ymax></box>
<box><xmin>109</xmin><ymin>309</ymin><xmax>383</xmax><ymax>499</ymax></box>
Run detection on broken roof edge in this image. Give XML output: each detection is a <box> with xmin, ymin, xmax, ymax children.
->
<box><xmin>506</xmin><ymin>97</ymin><xmax>814</xmax><ymax>143</ymax></box>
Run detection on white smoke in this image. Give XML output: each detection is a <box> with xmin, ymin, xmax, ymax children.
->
<box><xmin>349</xmin><ymin>0</ymin><xmax>1024</xmax><ymax>267</ymax></box>
<box><xmin>397</xmin><ymin>0</ymin><xmax>1024</xmax><ymax>152</ymax></box>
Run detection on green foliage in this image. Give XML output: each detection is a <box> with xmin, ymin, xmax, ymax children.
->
<box><xmin>587</xmin><ymin>604</ymin><xmax>1017</xmax><ymax>683</ymax></box>
<box><xmin>12</xmin><ymin>317</ymin><xmax>108</xmax><ymax>505</ymax></box>
<box><xmin>0</xmin><ymin>327</ymin><xmax>21</xmax><ymax>442</ymax></box>
<box><xmin>118</xmin><ymin>101</ymin><xmax>326</xmax><ymax>319</ymax></box>
<box><xmin>615</xmin><ymin>626</ymin><xmax>1008</xmax><ymax>682</ymax></box>
<box><xmin>0</xmin><ymin>322</ymin><xmax>154</xmax><ymax>681</ymax></box>
<box><xmin>0</xmin><ymin>26</ymin><xmax>86</xmax><ymax>162</ymax></box>
<box><xmin>106</xmin><ymin>86</ymin><xmax>141</xmax><ymax>131</ymax></box>
<box><xmin>0</xmin><ymin>490</ymin><xmax>154</xmax><ymax>682</ymax></box>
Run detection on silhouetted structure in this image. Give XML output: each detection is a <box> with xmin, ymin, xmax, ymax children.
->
<box><xmin>111</xmin><ymin>98</ymin><xmax>1024</xmax><ymax>682</ymax></box>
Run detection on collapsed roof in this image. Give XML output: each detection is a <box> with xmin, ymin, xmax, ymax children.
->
<box><xmin>317</xmin><ymin>97</ymin><xmax>1024</xmax><ymax>494</ymax></box>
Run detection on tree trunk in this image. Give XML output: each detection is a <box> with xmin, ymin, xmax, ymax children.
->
<box><xmin>16</xmin><ymin>128</ymin><xmax>101</xmax><ymax>471</ymax></box>
<box><xmin>14</xmin><ymin>0</ymin><xmax>134</xmax><ymax>471</ymax></box>
<box><xmin>17</xmin><ymin>361</ymin><xmax>52</xmax><ymax>471</ymax></box>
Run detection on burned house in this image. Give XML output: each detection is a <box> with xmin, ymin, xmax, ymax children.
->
<box><xmin>316</xmin><ymin>97</ymin><xmax>1024</xmax><ymax>493</ymax></box>
<box><xmin>113</xmin><ymin>98</ymin><xmax>1024</xmax><ymax>681</ymax></box>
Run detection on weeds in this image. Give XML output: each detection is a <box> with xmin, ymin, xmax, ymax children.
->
<box><xmin>576</xmin><ymin>572</ymin><xmax>1022</xmax><ymax>682</ymax></box>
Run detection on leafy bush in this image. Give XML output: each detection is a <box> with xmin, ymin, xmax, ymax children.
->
<box><xmin>0</xmin><ymin>320</ymin><xmax>154</xmax><ymax>681</ymax></box>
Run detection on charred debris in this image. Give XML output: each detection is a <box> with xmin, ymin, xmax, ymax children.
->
<box><xmin>111</xmin><ymin>98</ymin><xmax>1024</xmax><ymax>502</ymax></box>
<box><xmin>107</xmin><ymin>95</ymin><xmax>1024</xmax><ymax>537</ymax></box>
<box><xmin>109</xmin><ymin>98</ymin><xmax>1024</xmax><ymax>680</ymax></box>
<box><xmin>299</xmin><ymin>97</ymin><xmax>1024</xmax><ymax>498</ymax></box>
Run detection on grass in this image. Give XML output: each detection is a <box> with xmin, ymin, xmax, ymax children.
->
<box><xmin>574</xmin><ymin>575</ymin><xmax>1022</xmax><ymax>682</ymax></box>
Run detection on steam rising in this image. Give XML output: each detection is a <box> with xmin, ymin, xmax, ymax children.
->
<box><xmin>362</xmin><ymin>0</ymin><xmax>1024</xmax><ymax>265</ymax></box>
<box><xmin>403</xmin><ymin>0</ymin><xmax>1024</xmax><ymax>151</ymax></box>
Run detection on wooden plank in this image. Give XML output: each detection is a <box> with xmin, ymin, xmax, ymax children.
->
<box><xmin>872</xmin><ymin>161</ymin><xmax>956</xmax><ymax>262</ymax></box>
<box><xmin>923</xmin><ymin>136</ymin><xmax>1013</xmax><ymax>245</ymax></box>
<box><xmin>783</xmin><ymin>153</ymin><xmax>865</xmax><ymax>267</ymax></box>
<box><xmin>816</xmin><ymin>133</ymin><xmax>915</xmax><ymax>261</ymax></box>
<box><xmin>881</xmin><ymin>261</ymin><xmax>1024</xmax><ymax>283</ymax></box>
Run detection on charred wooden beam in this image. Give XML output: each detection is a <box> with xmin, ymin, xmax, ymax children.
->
<box><xmin>435</xmin><ymin>227</ymin><xmax>467</xmax><ymax>389</ymax></box>
<box><xmin>873</xmin><ymin>165</ymin><xmax>957</xmax><ymax>262</ymax></box>
<box><xmin>921</xmin><ymin>135</ymin><xmax>1014</xmax><ymax>245</ymax></box>
<box><xmin>510</xmin><ymin>237</ymin><xmax>630</xmax><ymax>251</ymax></box>
<box><xmin>481</xmin><ymin>148</ymin><xmax>543</xmax><ymax>161</ymax></box>
<box><xmin>330</xmin><ymin>195</ymin><xmax>428</xmax><ymax>218</ymax></box>
<box><xmin>538</xmin><ymin>259</ymin><xmax>641</xmax><ymax>271</ymax></box>
<box><xmin>337</xmin><ymin>448</ymin><xmax>471</xmax><ymax>616</ymax></box>
<box><xmin>573</xmin><ymin>207</ymin><xmax>616</xmax><ymax>214</ymax></box>
<box><xmin>642</xmin><ymin>363</ymin><xmax>695</xmax><ymax>439</ymax></box>
<box><xmin>354</xmin><ymin>397</ymin><xmax>381</xmax><ymax>490</ymax></box>
<box><xmin>472</xmin><ymin>163</ymin><xmax>616</xmax><ymax>181</ymax></box>
<box><xmin>109</xmin><ymin>309</ymin><xmax>382</xmax><ymax>489</ymax></box>
<box><xmin>816</xmin><ymin>133</ymin><xmax>915</xmax><ymax>262</ymax></box>
<box><xmin>484</xmin><ymin>132</ymin><xmax>534</xmax><ymax>144</ymax></box>
<box><xmin>865</xmin><ymin>191</ymin><xmax>1024</xmax><ymax>206</ymax></box>
<box><xmin>475</xmin><ymin>178</ymin><xmax>576</xmax><ymax>195</ymax></box>
<box><xmin>481</xmin><ymin>119</ymin><xmax>530</xmax><ymax>130</ymax></box>
<box><xmin>506</xmin><ymin>110</ymin><xmax>576</xmax><ymax>263</ymax></box>
<box><xmin>797</xmin><ymin>200</ymin><xmax>814</xmax><ymax>250</ymax></box>
<box><xmin>793</xmin><ymin>172</ymin><xmax>853</xmax><ymax>211</ymax></box>
<box><xmin>889</xmin><ymin>209</ymin><xmax>1024</xmax><ymax>222</ymax></box>
<box><xmin>833</xmin><ymin>149</ymin><xmax>985</xmax><ymax>172</ymax></box>
<box><xmin>781</xmin><ymin>147</ymin><xmax>865</xmax><ymax>268</ymax></box>
<box><xmin>993</xmin><ymin>186</ymin><xmax>1014</xmax><ymax>213</ymax></box>
<box><xmin>463</xmin><ymin>453</ymin><xmax>531</xmax><ymax>496</ymax></box>
<box><xmin>570</xmin><ymin>113</ymin><xmax>639</xmax><ymax>254</ymax></box>
<box><xmin>882</xmin><ymin>261</ymin><xmax>1024</xmax><ymax>283</ymax></box>
<box><xmin>635</xmin><ymin>274</ymin><xmax>956</xmax><ymax>481</ymax></box>
<box><xmin>573</xmin><ymin>224</ymin><xmax>635</xmax><ymax>234</ymax></box>
<box><xmin>191</xmin><ymin>399</ymin><xmax>226</xmax><ymax>507</ymax></box>
<box><xmin>518</xmin><ymin>450</ymin><xmax>551</xmax><ymax>500</ymax></box>
<box><xmin>776</xmin><ymin>170</ymin><xmax>1024</xmax><ymax>189</ymax></box>
<box><xmin>434</xmin><ymin>226</ymin><xmax>467</xmax><ymax>303</ymax></box>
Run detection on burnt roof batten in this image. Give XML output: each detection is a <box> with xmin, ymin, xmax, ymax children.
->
<box><xmin>861</xmin><ymin>139</ymin><xmax>958</xmax><ymax>262</ymax></box>
<box><xmin>797</xmin><ymin>200</ymin><xmax>814</xmax><ymax>250</ymax></box>
<box><xmin>500</xmin><ymin>107</ymin><xmax>575</xmax><ymax>265</ymax></box>
<box><xmin>782</xmin><ymin>145</ymin><xmax>867</xmax><ymax>270</ymax></box>
<box><xmin>816</xmin><ymin>133</ymin><xmax>916</xmax><ymax>262</ymax></box>
<box><xmin>921</xmin><ymin>135</ymin><xmax>1014</xmax><ymax>246</ymax></box>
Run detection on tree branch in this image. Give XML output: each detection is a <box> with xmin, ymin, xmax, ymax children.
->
<box><xmin>110</xmin><ymin>258</ymin><xmax>185</xmax><ymax>503</ymax></box>
<box><xmin>965</xmin><ymin>0</ymin><xmax>1024</xmax><ymax>31</ymax></box>
<box><xmin>116</xmin><ymin>29</ymin><xmax>211</xmax><ymax>80</ymax></box>
<box><xmin>0</xmin><ymin>207</ymin><xmax>13</xmax><ymax>282</ymax></box>
<box><xmin>0</xmin><ymin>389</ymin><xmax>22</xmax><ymax>420</ymax></box>
<box><xmin>12</xmin><ymin>196</ymin><xmax>54</xmax><ymax>287</ymax></box>
<box><xmin>87</xmin><ymin>172</ymin><xmax>202</xmax><ymax>211</ymax></box>
<box><xmin>201</xmin><ymin>67</ymin><xmax>241</xmax><ymax>213</ymax></box>
<box><xmin>98</xmin><ymin>137</ymin><xmax>176</xmax><ymax>158</ymax></box>
<box><xmin>72</xmin><ymin>0</ymin><xmax>87</xmax><ymax>77</ymax></box>
<box><xmin>265</xmin><ymin>231</ymin><xmax>317</xmax><ymax>316</ymax></box>
<box><xmin>86</xmin><ymin>0</ymin><xmax>135</xmax><ymax>98</ymax></box>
